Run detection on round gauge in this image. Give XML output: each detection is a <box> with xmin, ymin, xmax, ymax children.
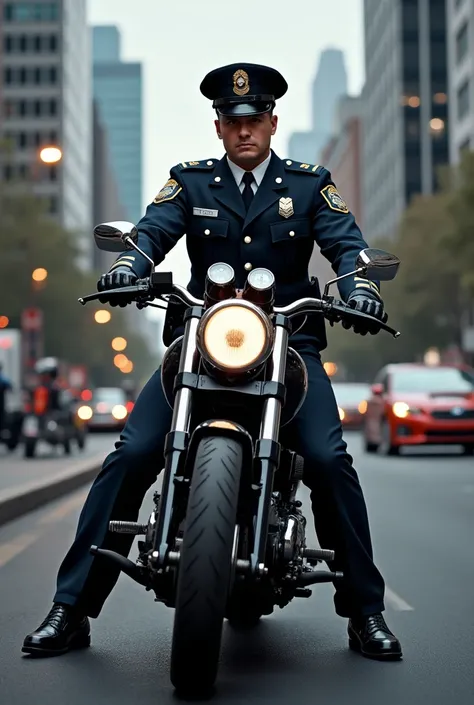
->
<box><xmin>207</xmin><ymin>262</ymin><xmax>235</xmax><ymax>286</ymax></box>
<box><xmin>247</xmin><ymin>267</ymin><xmax>275</xmax><ymax>291</ymax></box>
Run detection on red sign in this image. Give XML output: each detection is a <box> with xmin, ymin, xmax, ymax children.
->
<box><xmin>21</xmin><ymin>308</ymin><xmax>43</xmax><ymax>332</ymax></box>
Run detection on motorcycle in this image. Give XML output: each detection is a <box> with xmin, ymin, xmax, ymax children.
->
<box><xmin>22</xmin><ymin>389</ymin><xmax>87</xmax><ymax>459</ymax></box>
<box><xmin>79</xmin><ymin>221</ymin><xmax>400</xmax><ymax>696</ymax></box>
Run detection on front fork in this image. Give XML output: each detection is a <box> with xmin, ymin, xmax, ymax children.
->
<box><xmin>149</xmin><ymin>308</ymin><xmax>291</xmax><ymax>577</ymax></box>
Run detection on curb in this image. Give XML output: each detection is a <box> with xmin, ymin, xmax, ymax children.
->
<box><xmin>0</xmin><ymin>456</ymin><xmax>103</xmax><ymax>527</ymax></box>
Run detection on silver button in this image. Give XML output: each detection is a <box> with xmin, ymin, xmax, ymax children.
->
<box><xmin>244</xmin><ymin>262</ymin><xmax>252</xmax><ymax>271</ymax></box>
<box><xmin>214</xmin><ymin>176</ymin><xmax>221</xmax><ymax>182</ymax></box>
<box><xmin>207</xmin><ymin>160</ymin><xmax>213</xmax><ymax>166</ymax></box>
<box><xmin>286</xmin><ymin>160</ymin><xmax>292</xmax><ymax>165</ymax></box>
<box><xmin>275</xmin><ymin>177</ymin><xmax>283</xmax><ymax>184</ymax></box>
<box><xmin>244</xmin><ymin>236</ymin><xmax>251</xmax><ymax>244</ymax></box>
<box><xmin>289</xmin><ymin>230</ymin><xmax>295</xmax><ymax>237</ymax></box>
<box><xmin>204</xmin><ymin>229</ymin><xmax>211</xmax><ymax>235</ymax></box>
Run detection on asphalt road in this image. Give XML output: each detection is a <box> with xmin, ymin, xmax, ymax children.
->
<box><xmin>0</xmin><ymin>432</ymin><xmax>473</xmax><ymax>705</ymax></box>
<box><xmin>0</xmin><ymin>432</ymin><xmax>118</xmax><ymax>494</ymax></box>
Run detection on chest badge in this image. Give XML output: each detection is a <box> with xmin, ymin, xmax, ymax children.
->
<box><xmin>279</xmin><ymin>197</ymin><xmax>294</xmax><ymax>219</ymax></box>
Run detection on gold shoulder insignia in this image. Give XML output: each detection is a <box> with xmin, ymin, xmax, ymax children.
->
<box><xmin>178</xmin><ymin>160</ymin><xmax>215</xmax><ymax>170</ymax></box>
<box><xmin>153</xmin><ymin>178</ymin><xmax>182</xmax><ymax>204</ymax></box>
<box><xmin>284</xmin><ymin>160</ymin><xmax>324</xmax><ymax>176</ymax></box>
<box><xmin>320</xmin><ymin>184</ymin><xmax>349</xmax><ymax>214</ymax></box>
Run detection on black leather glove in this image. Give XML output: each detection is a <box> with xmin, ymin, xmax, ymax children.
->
<box><xmin>97</xmin><ymin>266</ymin><xmax>138</xmax><ymax>307</ymax></box>
<box><xmin>345</xmin><ymin>289</ymin><xmax>387</xmax><ymax>336</ymax></box>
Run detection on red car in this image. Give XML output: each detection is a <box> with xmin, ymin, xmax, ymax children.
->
<box><xmin>332</xmin><ymin>382</ymin><xmax>371</xmax><ymax>429</ymax></box>
<box><xmin>363</xmin><ymin>363</ymin><xmax>474</xmax><ymax>455</ymax></box>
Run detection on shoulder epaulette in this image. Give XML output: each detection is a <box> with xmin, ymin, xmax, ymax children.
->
<box><xmin>176</xmin><ymin>159</ymin><xmax>217</xmax><ymax>171</ymax></box>
<box><xmin>283</xmin><ymin>160</ymin><xmax>325</xmax><ymax>176</ymax></box>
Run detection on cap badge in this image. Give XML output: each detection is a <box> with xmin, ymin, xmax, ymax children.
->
<box><xmin>233</xmin><ymin>69</ymin><xmax>250</xmax><ymax>96</ymax></box>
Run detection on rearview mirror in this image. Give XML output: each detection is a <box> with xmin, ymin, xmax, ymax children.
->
<box><xmin>93</xmin><ymin>221</ymin><xmax>138</xmax><ymax>252</ymax></box>
<box><xmin>356</xmin><ymin>248</ymin><xmax>400</xmax><ymax>281</ymax></box>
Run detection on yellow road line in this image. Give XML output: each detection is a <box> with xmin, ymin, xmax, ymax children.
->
<box><xmin>37</xmin><ymin>490</ymin><xmax>88</xmax><ymax>525</ymax></box>
<box><xmin>385</xmin><ymin>585</ymin><xmax>414</xmax><ymax>611</ymax></box>
<box><xmin>0</xmin><ymin>532</ymin><xmax>40</xmax><ymax>568</ymax></box>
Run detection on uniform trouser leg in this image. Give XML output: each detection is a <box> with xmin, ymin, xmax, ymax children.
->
<box><xmin>284</xmin><ymin>347</ymin><xmax>385</xmax><ymax>618</ymax></box>
<box><xmin>54</xmin><ymin>369</ymin><xmax>171</xmax><ymax>618</ymax></box>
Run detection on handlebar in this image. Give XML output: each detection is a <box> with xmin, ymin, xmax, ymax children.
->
<box><xmin>78</xmin><ymin>275</ymin><xmax>400</xmax><ymax>338</ymax></box>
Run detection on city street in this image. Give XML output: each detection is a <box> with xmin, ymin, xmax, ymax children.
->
<box><xmin>0</xmin><ymin>432</ymin><xmax>472</xmax><ymax>704</ymax></box>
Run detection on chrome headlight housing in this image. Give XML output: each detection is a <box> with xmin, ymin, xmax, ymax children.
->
<box><xmin>196</xmin><ymin>299</ymin><xmax>274</xmax><ymax>373</ymax></box>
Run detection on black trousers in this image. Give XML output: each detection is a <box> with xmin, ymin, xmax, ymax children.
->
<box><xmin>54</xmin><ymin>348</ymin><xmax>385</xmax><ymax>619</ymax></box>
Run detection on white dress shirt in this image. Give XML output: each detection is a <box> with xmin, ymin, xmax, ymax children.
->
<box><xmin>226</xmin><ymin>153</ymin><xmax>272</xmax><ymax>194</ymax></box>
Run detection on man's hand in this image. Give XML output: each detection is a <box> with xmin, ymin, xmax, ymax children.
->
<box><xmin>345</xmin><ymin>289</ymin><xmax>387</xmax><ymax>336</ymax></box>
<box><xmin>97</xmin><ymin>266</ymin><xmax>138</xmax><ymax>307</ymax></box>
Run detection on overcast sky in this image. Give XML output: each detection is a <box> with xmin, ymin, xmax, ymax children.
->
<box><xmin>87</xmin><ymin>0</ymin><xmax>365</xmax><ymax>287</ymax></box>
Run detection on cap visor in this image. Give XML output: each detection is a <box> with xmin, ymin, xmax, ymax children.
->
<box><xmin>217</xmin><ymin>102</ymin><xmax>273</xmax><ymax>117</ymax></box>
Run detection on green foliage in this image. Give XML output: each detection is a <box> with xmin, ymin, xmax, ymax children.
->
<box><xmin>325</xmin><ymin>151</ymin><xmax>474</xmax><ymax>380</ymax></box>
<box><xmin>0</xmin><ymin>179</ymin><xmax>155</xmax><ymax>386</ymax></box>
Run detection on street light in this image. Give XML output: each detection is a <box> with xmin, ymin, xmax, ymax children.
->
<box><xmin>32</xmin><ymin>267</ymin><xmax>48</xmax><ymax>282</ymax></box>
<box><xmin>113</xmin><ymin>353</ymin><xmax>128</xmax><ymax>369</ymax></box>
<box><xmin>111</xmin><ymin>336</ymin><xmax>127</xmax><ymax>351</ymax></box>
<box><xmin>94</xmin><ymin>309</ymin><xmax>111</xmax><ymax>324</ymax></box>
<box><xmin>121</xmin><ymin>360</ymin><xmax>134</xmax><ymax>374</ymax></box>
<box><xmin>0</xmin><ymin>316</ymin><xmax>9</xmax><ymax>329</ymax></box>
<box><xmin>39</xmin><ymin>146</ymin><xmax>62</xmax><ymax>164</ymax></box>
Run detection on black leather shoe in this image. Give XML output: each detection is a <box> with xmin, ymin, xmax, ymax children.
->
<box><xmin>22</xmin><ymin>603</ymin><xmax>91</xmax><ymax>656</ymax></box>
<box><xmin>348</xmin><ymin>613</ymin><xmax>402</xmax><ymax>660</ymax></box>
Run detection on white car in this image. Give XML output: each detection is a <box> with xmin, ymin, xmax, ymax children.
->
<box><xmin>77</xmin><ymin>387</ymin><xmax>133</xmax><ymax>431</ymax></box>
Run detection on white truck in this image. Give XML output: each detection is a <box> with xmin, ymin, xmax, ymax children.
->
<box><xmin>0</xmin><ymin>329</ymin><xmax>24</xmax><ymax>450</ymax></box>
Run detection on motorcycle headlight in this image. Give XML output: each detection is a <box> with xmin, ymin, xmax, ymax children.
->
<box><xmin>197</xmin><ymin>300</ymin><xmax>274</xmax><ymax>372</ymax></box>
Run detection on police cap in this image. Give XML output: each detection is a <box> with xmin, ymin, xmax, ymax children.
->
<box><xmin>200</xmin><ymin>63</ymin><xmax>288</xmax><ymax>117</ymax></box>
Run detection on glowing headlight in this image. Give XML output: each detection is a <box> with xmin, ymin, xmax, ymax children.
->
<box><xmin>392</xmin><ymin>402</ymin><xmax>421</xmax><ymax>418</ymax></box>
<box><xmin>338</xmin><ymin>406</ymin><xmax>345</xmax><ymax>421</ymax></box>
<box><xmin>197</xmin><ymin>300</ymin><xmax>273</xmax><ymax>372</ymax></box>
<box><xmin>112</xmin><ymin>404</ymin><xmax>128</xmax><ymax>420</ymax></box>
<box><xmin>77</xmin><ymin>405</ymin><xmax>93</xmax><ymax>420</ymax></box>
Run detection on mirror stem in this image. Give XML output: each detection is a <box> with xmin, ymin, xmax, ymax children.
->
<box><xmin>123</xmin><ymin>236</ymin><xmax>155</xmax><ymax>273</ymax></box>
<box><xmin>323</xmin><ymin>267</ymin><xmax>366</xmax><ymax>298</ymax></box>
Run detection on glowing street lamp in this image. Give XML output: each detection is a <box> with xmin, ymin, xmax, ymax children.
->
<box><xmin>121</xmin><ymin>360</ymin><xmax>134</xmax><ymax>374</ymax></box>
<box><xmin>111</xmin><ymin>336</ymin><xmax>127</xmax><ymax>351</ymax></box>
<box><xmin>39</xmin><ymin>146</ymin><xmax>62</xmax><ymax>164</ymax></box>
<box><xmin>94</xmin><ymin>310</ymin><xmax>111</xmax><ymax>324</ymax></box>
<box><xmin>32</xmin><ymin>268</ymin><xmax>48</xmax><ymax>282</ymax></box>
<box><xmin>113</xmin><ymin>353</ymin><xmax>128</xmax><ymax>369</ymax></box>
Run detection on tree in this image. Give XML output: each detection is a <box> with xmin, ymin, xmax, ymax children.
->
<box><xmin>0</xmin><ymin>178</ymin><xmax>155</xmax><ymax>386</ymax></box>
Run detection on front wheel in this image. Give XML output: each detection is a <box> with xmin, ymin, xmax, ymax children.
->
<box><xmin>170</xmin><ymin>435</ymin><xmax>243</xmax><ymax>696</ymax></box>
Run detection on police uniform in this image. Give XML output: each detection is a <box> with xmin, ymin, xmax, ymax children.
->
<box><xmin>27</xmin><ymin>64</ymin><xmax>401</xmax><ymax>661</ymax></box>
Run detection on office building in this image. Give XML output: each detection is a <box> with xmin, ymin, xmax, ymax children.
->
<box><xmin>446</xmin><ymin>0</ymin><xmax>474</xmax><ymax>163</ymax></box>
<box><xmin>362</xmin><ymin>0</ymin><xmax>449</xmax><ymax>241</ymax></box>
<box><xmin>0</xmin><ymin>0</ymin><xmax>93</xmax><ymax>268</ymax></box>
<box><xmin>92</xmin><ymin>26</ymin><xmax>142</xmax><ymax>225</ymax></box>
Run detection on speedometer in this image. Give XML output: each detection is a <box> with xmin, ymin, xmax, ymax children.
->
<box><xmin>247</xmin><ymin>268</ymin><xmax>275</xmax><ymax>291</ymax></box>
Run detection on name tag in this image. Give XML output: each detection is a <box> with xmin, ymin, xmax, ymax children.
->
<box><xmin>193</xmin><ymin>207</ymin><xmax>218</xmax><ymax>217</ymax></box>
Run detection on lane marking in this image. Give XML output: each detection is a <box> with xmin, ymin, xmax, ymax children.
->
<box><xmin>385</xmin><ymin>585</ymin><xmax>414</xmax><ymax>611</ymax></box>
<box><xmin>0</xmin><ymin>532</ymin><xmax>40</xmax><ymax>568</ymax></box>
<box><xmin>37</xmin><ymin>490</ymin><xmax>89</xmax><ymax>525</ymax></box>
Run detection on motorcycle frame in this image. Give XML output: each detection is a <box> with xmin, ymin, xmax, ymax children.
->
<box><xmin>149</xmin><ymin>304</ymin><xmax>292</xmax><ymax>578</ymax></box>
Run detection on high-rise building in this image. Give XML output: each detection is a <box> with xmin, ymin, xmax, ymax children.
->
<box><xmin>92</xmin><ymin>26</ymin><xmax>142</xmax><ymax>225</ymax></box>
<box><xmin>309</xmin><ymin>96</ymin><xmax>364</xmax><ymax>284</ymax></box>
<box><xmin>362</xmin><ymin>0</ymin><xmax>449</xmax><ymax>242</ymax></box>
<box><xmin>0</xmin><ymin>0</ymin><xmax>93</xmax><ymax>268</ymax></box>
<box><xmin>287</xmin><ymin>48</ymin><xmax>348</xmax><ymax>164</ymax></box>
<box><xmin>446</xmin><ymin>0</ymin><xmax>474</xmax><ymax>163</ymax></box>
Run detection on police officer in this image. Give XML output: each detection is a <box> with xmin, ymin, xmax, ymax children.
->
<box><xmin>23</xmin><ymin>63</ymin><xmax>402</xmax><ymax>661</ymax></box>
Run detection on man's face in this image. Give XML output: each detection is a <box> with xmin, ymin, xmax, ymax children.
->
<box><xmin>215</xmin><ymin>112</ymin><xmax>278</xmax><ymax>167</ymax></box>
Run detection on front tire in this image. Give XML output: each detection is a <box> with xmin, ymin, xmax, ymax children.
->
<box><xmin>170</xmin><ymin>435</ymin><xmax>243</xmax><ymax>696</ymax></box>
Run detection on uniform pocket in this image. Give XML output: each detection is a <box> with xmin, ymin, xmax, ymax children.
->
<box><xmin>270</xmin><ymin>218</ymin><xmax>310</xmax><ymax>243</ymax></box>
<box><xmin>189</xmin><ymin>216</ymin><xmax>229</xmax><ymax>239</ymax></box>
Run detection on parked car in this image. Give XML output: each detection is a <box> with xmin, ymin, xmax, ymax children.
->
<box><xmin>332</xmin><ymin>382</ymin><xmax>371</xmax><ymax>429</ymax></box>
<box><xmin>363</xmin><ymin>363</ymin><xmax>474</xmax><ymax>455</ymax></box>
<box><xmin>77</xmin><ymin>387</ymin><xmax>134</xmax><ymax>432</ymax></box>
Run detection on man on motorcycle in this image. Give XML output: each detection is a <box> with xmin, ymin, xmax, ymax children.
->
<box><xmin>23</xmin><ymin>63</ymin><xmax>402</xmax><ymax>660</ymax></box>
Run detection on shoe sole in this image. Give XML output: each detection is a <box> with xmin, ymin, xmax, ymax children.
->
<box><xmin>21</xmin><ymin>633</ymin><xmax>91</xmax><ymax>657</ymax></box>
<box><xmin>348</xmin><ymin>636</ymin><xmax>403</xmax><ymax>661</ymax></box>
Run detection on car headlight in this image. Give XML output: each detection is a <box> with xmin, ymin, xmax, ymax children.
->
<box><xmin>392</xmin><ymin>402</ymin><xmax>422</xmax><ymax>418</ymax></box>
<box><xmin>112</xmin><ymin>404</ymin><xmax>128</xmax><ymax>420</ymax></box>
<box><xmin>338</xmin><ymin>406</ymin><xmax>345</xmax><ymax>421</ymax></box>
<box><xmin>197</xmin><ymin>300</ymin><xmax>273</xmax><ymax>372</ymax></box>
<box><xmin>77</xmin><ymin>405</ymin><xmax>93</xmax><ymax>420</ymax></box>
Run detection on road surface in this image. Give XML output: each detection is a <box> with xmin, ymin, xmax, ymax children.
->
<box><xmin>0</xmin><ymin>433</ymin><xmax>473</xmax><ymax>704</ymax></box>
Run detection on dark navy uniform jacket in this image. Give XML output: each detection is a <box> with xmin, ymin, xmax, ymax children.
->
<box><xmin>111</xmin><ymin>151</ymin><xmax>380</xmax><ymax>350</ymax></box>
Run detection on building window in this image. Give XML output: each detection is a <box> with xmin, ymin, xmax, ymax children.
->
<box><xmin>456</xmin><ymin>21</ymin><xmax>469</xmax><ymax>64</ymax></box>
<box><xmin>4</xmin><ymin>3</ymin><xmax>59</xmax><ymax>22</ymax></box>
<box><xmin>457</xmin><ymin>79</ymin><xmax>470</xmax><ymax>120</ymax></box>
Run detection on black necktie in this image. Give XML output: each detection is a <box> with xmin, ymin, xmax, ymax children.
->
<box><xmin>241</xmin><ymin>171</ymin><xmax>255</xmax><ymax>211</ymax></box>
